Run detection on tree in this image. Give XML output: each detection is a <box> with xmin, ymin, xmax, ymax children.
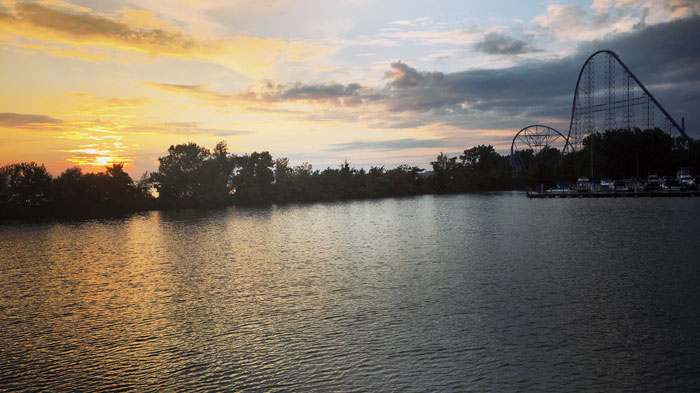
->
<box><xmin>232</xmin><ymin>151</ymin><xmax>274</xmax><ymax>203</ymax></box>
<box><xmin>211</xmin><ymin>141</ymin><xmax>235</xmax><ymax>195</ymax></box>
<box><xmin>0</xmin><ymin>162</ymin><xmax>53</xmax><ymax>218</ymax></box>
<box><xmin>272</xmin><ymin>157</ymin><xmax>294</xmax><ymax>202</ymax></box>
<box><xmin>459</xmin><ymin>145</ymin><xmax>512</xmax><ymax>191</ymax></box>
<box><xmin>431</xmin><ymin>152</ymin><xmax>458</xmax><ymax>193</ymax></box>
<box><xmin>0</xmin><ymin>162</ymin><xmax>52</xmax><ymax>207</ymax></box>
<box><xmin>291</xmin><ymin>162</ymin><xmax>317</xmax><ymax>201</ymax></box>
<box><xmin>151</xmin><ymin>142</ymin><xmax>211</xmax><ymax>206</ymax></box>
<box><xmin>196</xmin><ymin>141</ymin><xmax>236</xmax><ymax>206</ymax></box>
<box><xmin>104</xmin><ymin>163</ymin><xmax>135</xmax><ymax>204</ymax></box>
<box><xmin>387</xmin><ymin>165</ymin><xmax>424</xmax><ymax>196</ymax></box>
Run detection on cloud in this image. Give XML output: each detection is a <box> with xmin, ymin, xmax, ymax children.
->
<box><xmin>140</xmin><ymin>82</ymin><xmax>234</xmax><ymax>102</ymax></box>
<box><xmin>380</xmin><ymin>27</ymin><xmax>483</xmax><ymax>45</ymax></box>
<box><xmin>328</xmin><ymin>138</ymin><xmax>447</xmax><ymax>152</ymax></box>
<box><xmin>243</xmin><ymin>81</ymin><xmax>368</xmax><ymax>106</ymax></box>
<box><xmin>0</xmin><ymin>2</ymin><xmax>333</xmax><ymax>78</ymax></box>
<box><xmin>580</xmin><ymin>12</ymin><xmax>700</xmax><ymax>85</ymax></box>
<box><xmin>380</xmin><ymin>60</ymin><xmax>576</xmax><ymax>116</ymax></box>
<box><xmin>122</xmin><ymin>121</ymin><xmax>251</xmax><ymax>136</ymax></box>
<box><xmin>385</xmin><ymin>61</ymin><xmax>443</xmax><ymax>88</ymax></box>
<box><xmin>533</xmin><ymin>4</ymin><xmax>591</xmax><ymax>41</ymax></box>
<box><xmin>58</xmin><ymin>93</ymin><xmax>159</xmax><ymax>118</ymax></box>
<box><xmin>0</xmin><ymin>112</ymin><xmax>63</xmax><ymax>129</ymax></box>
<box><xmin>57</xmin><ymin>141</ymin><xmax>137</xmax><ymax>168</ymax></box>
<box><xmin>2</xmin><ymin>40</ymin><xmax>112</xmax><ymax>61</ymax></box>
<box><xmin>143</xmin><ymin>80</ymin><xmax>377</xmax><ymax>107</ymax></box>
<box><xmin>473</xmin><ymin>33</ymin><xmax>538</xmax><ymax>55</ymax></box>
<box><xmin>644</xmin><ymin>0</ymin><xmax>700</xmax><ymax>19</ymax></box>
<box><xmin>532</xmin><ymin>0</ymin><xmax>700</xmax><ymax>42</ymax></box>
<box><xmin>143</xmin><ymin>15</ymin><xmax>700</xmax><ymax>137</ymax></box>
<box><xmin>379</xmin><ymin>14</ymin><xmax>700</xmax><ymax>132</ymax></box>
<box><xmin>0</xmin><ymin>110</ymin><xmax>248</xmax><ymax>140</ymax></box>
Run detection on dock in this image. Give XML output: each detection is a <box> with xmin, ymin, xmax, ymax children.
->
<box><xmin>527</xmin><ymin>191</ymin><xmax>700</xmax><ymax>198</ymax></box>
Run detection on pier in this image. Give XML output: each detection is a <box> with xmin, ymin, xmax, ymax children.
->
<box><xmin>527</xmin><ymin>190</ymin><xmax>700</xmax><ymax>198</ymax></box>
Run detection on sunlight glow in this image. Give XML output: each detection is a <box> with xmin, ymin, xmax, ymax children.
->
<box><xmin>1</xmin><ymin>0</ymin><xmax>697</xmax><ymax>176</ymax></box>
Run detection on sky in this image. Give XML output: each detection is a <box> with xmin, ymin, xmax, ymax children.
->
<box><xmin>1</xmin><ymin>0</ymin><xmax>699</xmax><ymax>176</ymax></box>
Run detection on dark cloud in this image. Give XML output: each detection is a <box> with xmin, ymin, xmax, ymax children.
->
<box><xmin>246</xmin><ymin>81</ymin><xmax>369</xmax><ymax>106</ymax></box>
<box><xmin>145</xmin><ymin>80</ymin><xmax>376</xmax><ymax>107</ymax></box>
<box><xmin>473</xmin><ymin>33</ymin><xmax>538</xmax><ymax>55</ymax></box>
<box><xmin>380</xmin><ymin>59</ymin><xmax>578</xmax><ymax>117</ymax></box>
<box><xmin>376</xmin><ymin>15</ymin><xmax>700</xmax><ymax>136</ymax></box>
<box><xmin>583</xmin><ymin>14</ymin><xmax>700</xmax><ymax>87</ymax></box>
<box><xmin>0</xmin><ymin>113</ymin><xmax>62</xmax><ymax>127</ymax></box>
<box><xmin>143</xmin><ymin>15</ymin><xmax>700</xmax><ymax>137</ymax></box>
<box><xmin>385</xmin><ymin>61</ymin><xmax>443</xmax><ymax>88</ymax></box>
<box><xmin>281</xmin><ymin>82</ymin><xmax>361</xmax><ymax>100</ymax></box>
<box><xmin>328</xmin><ymin>138</ymin><xmax>447</xmax><ymax>152</ymax></box>
<box><xmin>4</xmin><ymin>2</ymin><xmax>195</xmax><ymax>50</ymax></box>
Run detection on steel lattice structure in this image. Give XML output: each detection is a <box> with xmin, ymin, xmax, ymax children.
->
<box><xmin>510</xmin><ymin>125</ymin><xmax>570</xmax><ymax>177</ymax></box>
<box><xmin>509</xmin><ymin>49</ymin><xmax>691</xmax><ymax>177</ymax></box>
<box><xmin>567</xmin><ymin>50</ymin><xmax>691</xmax><ymax>149</ymax></box>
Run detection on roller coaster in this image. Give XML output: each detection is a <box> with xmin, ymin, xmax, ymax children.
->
<box><xmin>511</xmin><ymin>49</ymin><xmax>691</xmax><ymax>176</ymax></box>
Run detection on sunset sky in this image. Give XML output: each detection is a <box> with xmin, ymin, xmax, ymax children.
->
<box><xmin>1</xmin><ymin>0</ymin><xmax>699</xmax><ymax>176</ymax></box>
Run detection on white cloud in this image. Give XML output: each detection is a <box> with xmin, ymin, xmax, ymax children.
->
<box><xmin>390</xmin><ymin>20</ymin><xmax>415</xmax><ymax>26</ymax></box>
<box><xmin>380</xmin><ymin>26</ymin><xmax>486</xmax><ymax>46</ymax></box>
<box><xmin>533</xmin><ymin>0</ymin><xmax>700</xmax><ymax>42</ymax></box>
<box><xmin>592</xmin><ymin>0</ymin><xmax>615</xmax><ymax>14</ymax></box>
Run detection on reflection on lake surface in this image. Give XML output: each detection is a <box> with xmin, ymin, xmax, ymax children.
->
<box><xmin>2</xmin><ymin>192</ymin><xmax>700</xmax><ymax>391</ymax></box>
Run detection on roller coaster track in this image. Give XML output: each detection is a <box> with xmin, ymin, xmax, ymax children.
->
<box><xmin>511</xmin><ymin>49</ymin><xmax>691</xmax><ymax>177</ymax></box>
<box><xmin>567</xmin><ymin>49</ymin><xmax>691</xmax><ymax>149</ymax></box>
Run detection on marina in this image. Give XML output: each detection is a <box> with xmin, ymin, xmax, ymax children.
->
<box><xmin>527</xmin><ymin>190</ymin><xmax>700</xmax><ymax>198</ymax></box>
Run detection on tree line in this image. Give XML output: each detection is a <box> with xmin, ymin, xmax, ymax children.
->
<box><xmin>0</xmin><ymin>141</ymin><xmax>512</xmax><ymax>219</ymax></box>
<box><xmin>2</xmin><ymin>129</ymin><xmax>699</xmax><ymax>219</ymax></box>
<box><xmin>0</xmin><ymin>162</ymin><xmax>155</xmax><ymax>219</ymax></box>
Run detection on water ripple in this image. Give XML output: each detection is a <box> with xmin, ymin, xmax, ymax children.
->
<box><xmin>2</xmin><ymin>194</ymin><xmax>700</xmax><ymax>391</ymax></box>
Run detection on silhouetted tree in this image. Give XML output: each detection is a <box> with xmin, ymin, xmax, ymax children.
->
<box><xmin>387</xmin><ymin>165</ymin><xmax>424</xmax><ymax>196</ymax></box>
<box><xmin>0</xmin><ymin>162</ymin><xmax>52</xmax><ymax>217</ymax></box>
<box><xmin>460</xmin><ymin>145</ymin><xmax>512</xmax><ymax>191</ymax></box>
<box><xmin>431</xmin><ymin>152</ymin><xmax>458</xmax><ymax>193</ymax></box>
<box><xmin>196</xmin><ymin>141</ymin><xmax>236</xmax><ymax>206</ymax></box>
<box><xmin>151</xmin><ymin>142</ymin><xmax>211</xmax><ymax>206</ymax></box>
<box><xmin>272</xmin><ymin>157</ymin><xmax>294</xmax><ymax>202</ymax></box>
<box><xmin>232</xmin><ymin>151</ymin><xmax>274</xmax><ymax>204</ymax></box>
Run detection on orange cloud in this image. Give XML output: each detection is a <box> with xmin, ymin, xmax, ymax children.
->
<box><xmin>121</xmin><ymin>121</ymin><xmax>251</xmax><ymax>137</ymax></box>
<box><xmin>0</xmin><ymin>2</ymin><xmax>334</xmax><ymax>78</ymax></box>
<box><xmin>140</xmin><ymin>82</ymin><xmax>236</xmax><ymax>103</ymax></box>
<box><xmin>59</xmin><ymin>93</ymin><xmax>159</xmax><ymax>118</ymax></box>
<box><xmin>2</xmin><ymin>39</ymin><xmax>112</xmax><ymax>61</ymax></box>
<box><xmin>0</xmin><ymin>109</ymin><xmax>247</xmax><ymax>138</ymax></box>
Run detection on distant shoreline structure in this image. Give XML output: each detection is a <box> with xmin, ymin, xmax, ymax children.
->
<box><xmin>527</xmin><ymin>190</ymin><xmax>700</xmax><ymax>198</ymax></box>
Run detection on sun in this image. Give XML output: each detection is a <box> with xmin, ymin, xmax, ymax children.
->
<box><xmin>95</xmin><ymin>156</ymin><xmax>116</xmax><ymax>166</ymax></box>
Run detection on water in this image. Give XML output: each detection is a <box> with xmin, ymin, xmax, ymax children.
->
<box><xmin>2</xmin><ymin>192</ymin><xmax>700</xmax><ymax>392</ymax></box>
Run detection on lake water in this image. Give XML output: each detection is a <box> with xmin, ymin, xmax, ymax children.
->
<box><xmin>2</xmin><ymin>192</ymin><xmax>700</xmax><ymax>392</ymax></box>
